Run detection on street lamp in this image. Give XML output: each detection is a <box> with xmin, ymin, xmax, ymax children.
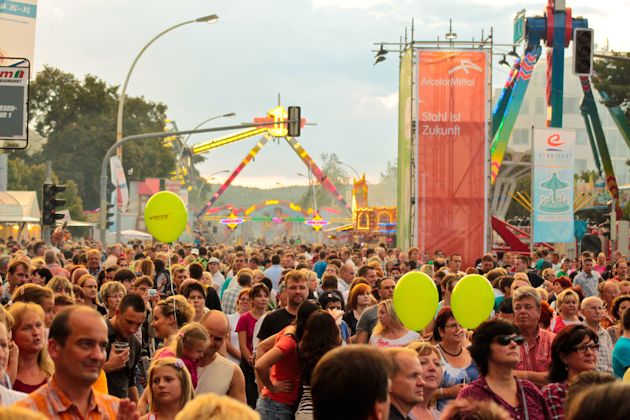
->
<box><xmin>297</xmin><ymin>171</ymin><xmax>318</xmax><ymax>215</ymax></box>
<box><xmin>113</xmin><ymin>14</ymin><xmax>218</xmax><ymax>243</ymax></box>
<box><xmin>177</xmin><ymin>112</ymin><xmax>236</xmax><ymax>166</ymax></box>
<box><xmin>338</xmin><ymin>161</ymin><xmax>360</xmax><ymax>178</ymax></box>
<box><xmin>196</xmin><ymin>169</ymin><xmax>229</xmax><ymax>201</ymax></box>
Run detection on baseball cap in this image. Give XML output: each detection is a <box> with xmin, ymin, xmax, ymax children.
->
<box><xmin>208</xmin><ymin>257</ymin><xmax>220</xmax><ymax>264</ymax></box>
<box><xmin>191</xmin><ymin>248</ymin><xmax>199</xmax><ymax>256</ymax></box>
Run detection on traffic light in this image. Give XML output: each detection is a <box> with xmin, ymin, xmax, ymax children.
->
<box><xmin>42</xmin><ymin>183</ymin><xmax>66</xmax><ymax>226</ymax></box>
<box><xmin>287</xmin><ymin>106</ymin><xmax>301</xmax><ymax>137</ymax></box>
<box><xmin>573</xmin><ymin>28</ymin><xmax>594</xmax><ymax>76</ymax></box>
<box><xmin>106</xmin><ymin>203</ymin><xmax>115</xmax><ymax>230</ymax></box>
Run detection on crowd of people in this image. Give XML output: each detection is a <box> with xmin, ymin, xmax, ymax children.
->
<box><xmin>0</xmin><ymin>238</ymin><xmax>628</xmax><ymax>419</ymax></box>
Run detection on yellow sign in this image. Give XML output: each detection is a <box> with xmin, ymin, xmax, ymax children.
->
<box><xmin>268</xmin><ymin>106</ymin><xmax>288</xmax><ymax>137</ymax></box>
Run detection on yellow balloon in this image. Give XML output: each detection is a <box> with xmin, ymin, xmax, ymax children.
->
<box><xmin>451</xmin><ymin>274</ymin><xmax>494</xmax><ymax>329</ymax></box>
<box><xmin>144</xmin><ymin>191</ymin><xmax>188</xmax><ymax>243</ymax></box>
<box><xmin>393</xmin><ymin>271</ymin><xmax>439</xmax><ymax>331</ymax></box>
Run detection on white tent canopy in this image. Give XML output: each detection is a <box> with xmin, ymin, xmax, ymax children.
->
<box><xmin>0</xmin><ymin>191</ymin><xmax>39</xmax><ymax>222</ymax></box>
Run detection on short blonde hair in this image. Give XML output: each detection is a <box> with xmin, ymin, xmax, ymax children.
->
<box><xmin>407</xmin><ymin>340</ymin><xmax>440</xmax><ymax>359</ymax></box>
<box><xmin>174</xmin><ymin>392</ymin><xmax>259</xmax><ymax>420</ymax></box>
<box><xmin>557</xmin><ymin>288</ymin><xmax>580</xmax><ymax>308</ymax></box>
<box><xmin>147</xmin><ymin>357</ymin><xmax>194</xmax><ymax>413</ymax></box>
<box><xmin>100</xmin><ymin>281</ymin><xmax>127</xmax><ymax>304</ymax></box>
<box><xmin>8</xmin><ymin>302</ymin><xmax>54</xmax><ymax>377</ymax></box>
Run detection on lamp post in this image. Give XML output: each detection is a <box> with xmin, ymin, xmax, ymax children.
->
<box><xmin>197</xmin><ymin>169</ymin><xmax>230</xmax><ymax>201</ymax></box>
<box><xmin>113</xmin><ymin>14</ymin><xmax>219</xmax><ymax>243</ymax></box>
<box><xmin>297</xmin><ymin>171</ymin><xmax>318</xmax><ymax>215</ymax></box>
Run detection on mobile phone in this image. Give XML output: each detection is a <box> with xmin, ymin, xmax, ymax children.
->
<box><xmin>148</xmin><ymin>289</ymin><xmax>158</xmax><ymax>297</ymax></box>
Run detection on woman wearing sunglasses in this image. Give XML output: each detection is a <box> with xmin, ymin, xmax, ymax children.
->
<box><xmin>459</xmin><ymin>318</ymin><xmax>550</xmax><ymax>419</ymax></box>
<box><xmin>541</xmin><ymin>325</ymin><xmax>598</xmax><ymax>420</ymax></box>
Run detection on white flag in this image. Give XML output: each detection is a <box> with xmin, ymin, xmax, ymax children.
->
<box><xmin>109</xmin><ymin>156</ymin><xmax>129</xmax><ymax>210</ymax></box>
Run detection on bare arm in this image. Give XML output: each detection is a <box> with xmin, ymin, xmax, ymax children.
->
<box><xmin>356</xmin><ymin>331</ymin><xmax>369</xmax><ymax>345</ymax></box>
<box><xmin>255</xmin><ymin>333</ymin><xmax>279</xmax><ymax>361</ymax></box>
<box><xmin>514</xmin><ymin>370</ymin><xmax>549</xmax><ymax>388</ymax></box>
<box><xmin>225</xmin><ymin>333</ymin><xmax>241</xmax><ymax>360</ymax></box>
<box><xmin>228</xmin><ymin>364</ymin><xmax>247</xmax><ymax>403</ymax></box>
<box><xmin>238</xmin><ymin>331</ymin><xmax>253</xmax><ymax>365</ymax></box>
<box><xmin>254</xmin><ymin>347</ymin><xmax>284</xmax><ymax>392</ymax></box>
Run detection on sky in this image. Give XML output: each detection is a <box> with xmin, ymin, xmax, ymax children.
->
<box><xmin>31</xmin><ymin>0</ymin><xmax>630</xmax><ymax>188</ymax></box>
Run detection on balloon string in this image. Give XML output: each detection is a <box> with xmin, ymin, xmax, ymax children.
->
<box><xmin>167</xmin><ymin>242</ymin><xmax>178</xmax><ymax>331</ymax></box>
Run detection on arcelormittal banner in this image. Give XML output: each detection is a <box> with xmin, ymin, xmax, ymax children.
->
<box><xmin>416</xmin><ymin>50</ymin><xmax>489</xmax><ymax>267</ymax></box>
<box><xmin>532</xmin><ymin>127</ymin><xmax>575</xmax><ymax>243</ymax></box>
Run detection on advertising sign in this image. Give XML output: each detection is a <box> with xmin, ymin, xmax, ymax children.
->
<box><xmin>416</xmin><ymin>50</ymin><xmax>489</xmax><ymax>267</ymax></box>
<box><xmin>0</xmin><ymin>64</ymin><xmax>28</xmax><ymax>143</ymax></box>
<box><xmin>532</xmin><ymin>127</ymin><xmax>575</xmax><ymax>243</ymax></box>
<box><xmin>397</xmin><ymin>48</ymin><xmax>413</xmax><ymax>249</ymax></box>
<box><xmin>0</xmin><ymin>0</ymin><xmax>38</xmax><ymax>66</ymax></box>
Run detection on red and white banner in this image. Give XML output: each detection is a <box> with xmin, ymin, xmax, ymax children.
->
<box><xmin>416</xmin><ymin>50</ymin><xmax>490</xmax><ymax>267</ymax></box>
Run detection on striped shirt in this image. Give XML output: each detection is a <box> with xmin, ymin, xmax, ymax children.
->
<box><xmin>14</xmin><ymin>376</ymin><xmax>120</xmax><ymax>419</ymax></box>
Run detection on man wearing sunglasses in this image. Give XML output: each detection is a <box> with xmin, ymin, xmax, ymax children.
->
<box><xmin>512</xmin><ymin>286</ymin><xmax>556</xmax><ymax>387</ymax></box>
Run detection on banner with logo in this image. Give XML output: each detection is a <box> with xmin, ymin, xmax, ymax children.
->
<box><xmin>416</xmin><ymin>50</ymin><xmax>489</xmax><ymax>267</ymax></box>
<box><xmin>532</xmin><ymin>127</ymin><xmax>575</xmax><ymax>243</ymax></box>
<box><xmin>0</xmin><ymin>0</ymin><xmax>38</xmax><ymax>66</ymax></box>
<box><xmin>0</xmin><ymin>65</ymin><xmax>28</xmax><ymax>141</ymax></box>
<box><xmin>396</xmin><ymin>48</ymin><xmax>413</xmax><ymax>250</ymax></box>
<box><xmin>109</xmin><ymin>156</ymin><xmax>129</xmax><ymax>210</ymax></box>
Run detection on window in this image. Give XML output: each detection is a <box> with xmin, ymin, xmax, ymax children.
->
<box><xmin>576</xmin><ymin>131</ymin><xmax>587</xmax><ymax>145</ymax></box>
<box><xmin>512</xmin><ymin>128</ymin><xmax>530</xmax><ymax>147</ymax></box>
<box><xmin>521</xmin><ymin>98</ymin><xmax>530</xmax><ymax>114</ymax></box>
<box><xmin>535</xmin><ymin>97</ymin><xmax>546</xmax><ymax>115</ymax></box>
<box><xmin>575</xmin><ymin>159</ymin><xmax>587</xmax><ymax>172</ymax></box>
<box><xmin>564</xmin><ymin>97</ymin><xmax>580</xmax><ymax>115</ymax></box>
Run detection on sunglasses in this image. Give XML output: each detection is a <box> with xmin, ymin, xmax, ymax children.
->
<box><xmin>495</xmin><ymin>334</ymin><xmax>525</xmax><ymax>346</ymax></box>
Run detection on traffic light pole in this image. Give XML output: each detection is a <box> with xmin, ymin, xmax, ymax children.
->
<box><xmin>99</xmin><ymin>119</ymin><xmax>300</xmax><ymax>246</ymax></box>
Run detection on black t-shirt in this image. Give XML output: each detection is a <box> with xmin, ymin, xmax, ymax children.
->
<box><xmin>257</xmin><ymin>308</ymin><xmax>295</xmax><ymax>341</ymax></box>
<box><xmin>205</xmin><ymin>287</ymin><xmax>222</xmax><ymax>311</ymax></box>
<box><xmin>527</xmin><ymin>271</ymin><xmax>544</xmax><ymax>288</ymax></box>
<box><xmin>105</xmin><ymin>319</ymin><xmax>141</xmax><ymax>399</ymax></box>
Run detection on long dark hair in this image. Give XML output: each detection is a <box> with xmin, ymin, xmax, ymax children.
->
<box><xmin>294</xmin><ymin>300</ymin><xmax>320</xmax><ymax>342</ymax></box>
<box><xmin>298</xmin><ymin>310</ymin><xmax>342</xmax><ymax>384</ymax></box>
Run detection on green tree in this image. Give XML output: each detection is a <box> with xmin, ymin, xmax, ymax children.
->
<box><xmin>22</xmin><ymin>66</ymin><xmax>176</xmax><ymax>209</ymax></box>
<box><xmin>299</xmin><ymin>153</ymin><xmax>349</xmax><ymax>210</ymax></box>
<box><xmin>6</xmin><ymin>157</ymin><xmax>84</xmax><ymax>219</ymax></box>
<box><xmin>593</xmin><ymin>53</ymin><xmax>630</xmax><ymax>119</ymax></box>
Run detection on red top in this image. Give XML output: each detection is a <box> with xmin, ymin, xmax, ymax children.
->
<box><xmin>459</xmin><ymin>376</ymin><xmax>551</xmax><ymax>420</ymax></box>
<box><xmin>236</xmin><ymin>312</ymin><xmax>260</xmax><ymax>353</ymax></box>
<box><xmin>515</xmin><ymin>327</ymin><xmax>555</xmax><ymax>373</ymax></box>
<box><xmin>261</xmin><ymin>327</ymin><xmax>300</xmax><ymax>406</ymax></box>
<box><xmin>13</xmin><ymin>377</ymin><xmax>48</xmax><ymax>394</ymax></box>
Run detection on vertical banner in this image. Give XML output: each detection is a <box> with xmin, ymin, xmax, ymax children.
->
<box><xmin>532</xmin><ymin>127</ymin><xmax>575</xmax><ymax>242</ymax></box>
<box><xmin>109</xmin><ymin>156</ymin><xmax>129</xmax><ymax>210</ymax></box>
<box><xmin>396</xmin><ymin>48</ymin><xmax>413</xmax><ymax>249</ymax></box>
<box><xmin>0</xmin><ymin>0</ymin><xmax>38</xmax><ymax>66</ymax></box>
<box><xmin>416</xmin><ymin>50</ymin><xmax>489</xmax><ymax>267</ymax></box>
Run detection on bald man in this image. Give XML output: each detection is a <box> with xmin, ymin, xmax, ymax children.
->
<box><xmin>581</xmin><ymin>296</ymin><xmax>614</xmax><ymax>373</ymax></box>
<box><xmin>196</xmin><ymin>310</ymin><xmax>246</xmax><ymax>403</ymax></box>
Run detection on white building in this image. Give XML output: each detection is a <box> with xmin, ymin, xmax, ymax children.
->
<box><xmin>503</xmin><ymin>56</ymin><xmax>630</xmax><ymax>185</ymax></box>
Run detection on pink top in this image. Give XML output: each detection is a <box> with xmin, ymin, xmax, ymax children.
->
<box><xmin>156</xmin><ymin>348</ymin><xmax>198</xmax><ymax>388</ymax></box>
<box><xmin>236</xmin><ymin>312</ymin><xmax>260</xmax><ymax>353</ymax></box>
<box><xmin>515</xmin><ymin>327</ymin><xmax>556</xmax><ymax>373</ymax></box>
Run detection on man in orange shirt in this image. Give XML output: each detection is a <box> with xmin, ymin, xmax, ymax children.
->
<box><xmin>16</xmin><ymin>306</ymin><xmax>138</xmax><ymax>419</ymax></box>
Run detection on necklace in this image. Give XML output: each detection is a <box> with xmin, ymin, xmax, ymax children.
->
<box><xmin>438</xmin><ymin>343</ymin><xmax>463</xmax><ymax>357</ymax></box>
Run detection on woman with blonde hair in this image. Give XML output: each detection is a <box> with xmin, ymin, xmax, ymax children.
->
<box><xmin>407</xmin><ymin>341</ymin><xmax>443</xmax><ymax>420</ymax></box>
<box><xmin>8</xmin><ymin>303</ymin><xmax>54</xmax><ymax>393</ymax></box>
<box><xmin>77</xmin><ymin>274</ymin><xmax>107</xmax><ymax>316</ymax></box>
<box><xmin>550</xmin><ymin>288</ymin><xmax>582</xmax><ymax>333</ymax></box>
<box><xmin>47</xmin><ymin>276</ymin><xmax>74</xmax><ymax>299</ymax></box>
<box><xmin>100</xmin><ymin>281</ymin><xmax>127</xmax><ymax>319</ymax></box>
<box><xmin>141</xmin><ymin>357</ymin><xmax>194</xmax><ymax>420</ymax></box>
<box><xmin>369</xmin><ymin>299</ymin><xmax>420</xmax><ymax>347</ymax></box>
<box><xmin>151</xmin><ymin>296</ymin><xmax>195</xmax><ymax>348</ymax></box>
<box><xmin>11</xmin><ymin>284</ymin><xmax>55</xmax><ymax>328</ymax></box>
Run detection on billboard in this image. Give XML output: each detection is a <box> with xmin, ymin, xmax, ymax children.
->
<box><xmin>396</xmin><ymin>48</ymin><xmax>413</xmax><ymax>249</ymax></box>
<box><xmin>532</xmin><ymin>127</ymin><xmax>575</xmax><ymax>243</ymax></box>
<box><xmin>0</xmin><ymin>0</ymin><xmax>38</xmax><ymax>66</ymax></box>
<box><xmin>416</xmin><ymin>50</ymin><xmax>489</xmax><ymax>266</ymax></box>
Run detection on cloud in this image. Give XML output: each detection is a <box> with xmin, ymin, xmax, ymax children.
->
<box><xmin>361</xmin><ymin>91</ymin><xmax>398</xmax><ymax>109</ymax></box>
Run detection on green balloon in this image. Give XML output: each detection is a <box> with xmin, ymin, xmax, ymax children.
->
<box><xmin>451</xmin><ymin>274</ymin><xmax>494</xmax><ymax>329</ymax></box>
<box><xmin>393</xmin><ymin>271</ymin><xmax>439</xmax><ymax>332</ymax></box>
<box><xmin>144</xmin><ymin>191</ymin><xmax>188</xmax><ymax>243</ymax></box>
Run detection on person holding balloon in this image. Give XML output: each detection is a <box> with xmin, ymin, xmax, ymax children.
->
<box><xmin>433</xmin><ymin>307</ymin><xmax>479</xmax><ymax>411</ymax></box>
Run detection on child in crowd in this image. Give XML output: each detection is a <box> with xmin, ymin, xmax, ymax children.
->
<box><xmin>156</xmin><ymin>322</ymin><xmax>209</xmax><ymax>388</ymax></box>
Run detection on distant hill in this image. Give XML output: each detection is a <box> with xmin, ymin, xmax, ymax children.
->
<box><xmin>208</xmin><ymin>182</ymin><xmax>396</xmax><ymax>210</ymax></box>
